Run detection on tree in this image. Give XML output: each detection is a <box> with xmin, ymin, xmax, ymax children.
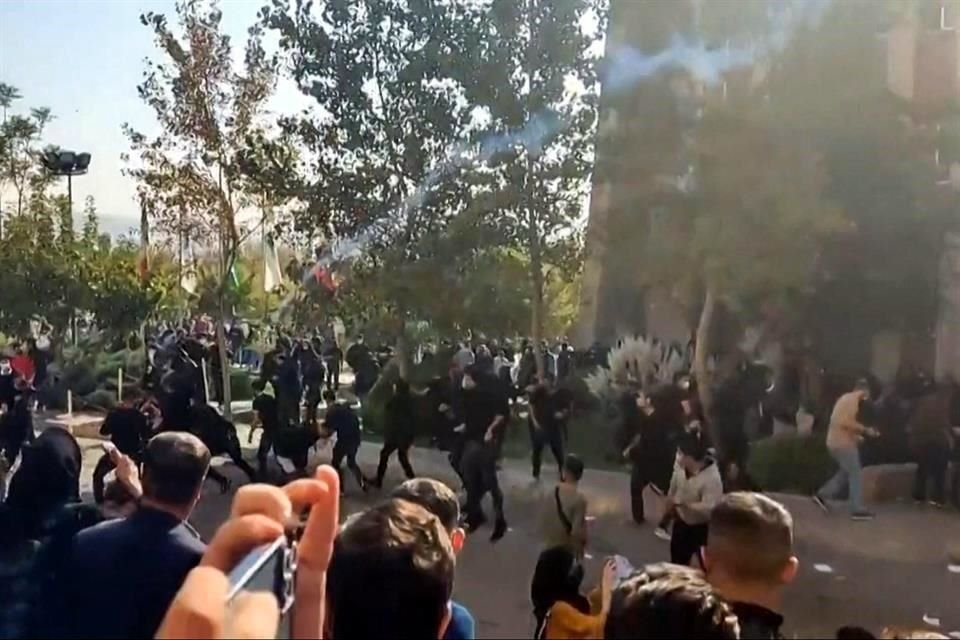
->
<box><xmin>0</xmin><ymin>82</ymin><xmax>21</xmax><ymax>124</ymax></box>
<box><xmin>81</xmin><ymin>195</ymin><xmax>99</xmax><ymax>247</ymax></box>
<box><xmin>456</xmin><ymin>0</ymin><xmax>601</xmax><ymax>378</ymax></box>
<box><xmin>763</xmin><ymin>0</ymin><xmax>950</xmax><ymax>372</ymax></box>
<box><xmin>262</xmin><ymin>0</ymin><xmax>492</xmax><ymax>375</ymax></box>
<box><xmin>125</xmin><ymin>0</ymin><xmax>277</xmax><ymax>419</ymax></box>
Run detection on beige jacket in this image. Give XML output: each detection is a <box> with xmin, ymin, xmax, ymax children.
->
<box><xmin>826</xmin><ymin>390</ymin><xmax>868</xmax><ymax>450</ymax></box>
<box><xmin>670</xmin><ymin>461</ymin><xmax>723</xmax><ymax>525</ymax></box>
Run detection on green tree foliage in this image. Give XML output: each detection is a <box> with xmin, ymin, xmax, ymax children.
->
<box><xmin>0</xmin><ymin>193</ymin><xmax>165</xmax><ymax>342</ymax></box>
<box><xmin>764</xmin><ymin>0</ymin><xmax>950</xmax><ymax>370</ymax></box>
<box><xmin>262</xmin><ymin>0</ymin><xmax>497</xmax><ymax>370</ymax></box>
<box><xmin>261</xmin><ymin>0</ymin><xmax>599</xmax><ymax>361</ymax></box>
<box><xmin>125</xmin><ymin>0</ymin><xmax>278</xmax><ymax>417</ymax></box>
<box><xmin>0</xmin><ymin>85</ymin><xmax>54</xmax><ymax>218</ymax></box>
<box><xmin>454</xmin><ymin>0</ymin><xmax>601</xmax><ymax>376</ymax></box>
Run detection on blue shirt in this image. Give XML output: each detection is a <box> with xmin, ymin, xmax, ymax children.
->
<box><xmin>445</xmin><ymin>601</ymin><xmax>476</xmax><ymax>640</ymax></box>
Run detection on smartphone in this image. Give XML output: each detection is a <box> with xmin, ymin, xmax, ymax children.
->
<box><xmin>226</xmin><ymin>535</ymin><xmax>298</xmax><ymax>639</ymax></box>
<box><xmin>612</xmin><ymin>554</ymin><xmax>635</xmax><ymax>587</ymax></box>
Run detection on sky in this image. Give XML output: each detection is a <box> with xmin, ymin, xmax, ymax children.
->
<box><xmin>0</xmin><ymin>0</ymin><xmax>299</xmax><ymax>236</ymax></box>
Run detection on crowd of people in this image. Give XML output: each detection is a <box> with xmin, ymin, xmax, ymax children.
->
<box><xmin>0</xmin><ymin>322</ymin><xmax>957</xmax><ymax>639</ymax></box>
<box><xmin>0</xmin><ymin>425</ymin><xmax>935</xmax><ymax>640</ymax></box>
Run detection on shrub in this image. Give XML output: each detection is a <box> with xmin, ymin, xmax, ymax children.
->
<box><xmin>230</xmin><ymin>369</ymin><xmax>254</xmax><ymax>401</ymax></box>
<box><xmin>81</xmin><ymin>389</ymin><xmax>117</xmax><ymax>412</ymax></box>
<box><xmin>747</xmin><ymin>433</ymin><xmax>835</xmax><ymax>494</ymax></box>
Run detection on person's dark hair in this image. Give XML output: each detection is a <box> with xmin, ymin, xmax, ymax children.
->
<box><xmin>322</xmin><ymin>389</ymin><xmax>337</xmax><ymax>404</ymax></box>
<box><xmin>604</xmin><ymin>563</ymin><xmax>739</xmax><ymax>640</ymax></box>
<box><xmin>835</xmin><ymin>627</ymin><xmax>877</xmax><ymax>640</ymax></box>
<box><xmin>326</xmin><ymin>499</ymin><xmax>454</xmax><ymax>639</ymax></box>
<box><xmin>563</xmin><ymin>454</ymin><xmax>584</xmax><ymax>482</ymax></box>
<box><xmin>708</xmin><ymin>492</ymin><xmax>793</xmax><ymax>584</ymax></box>
<box><xmin>141</xmin><ymin>432</ymin><xmax>211</xmax><ymax>506</ymax></box>
<box><xmin>392</xmin><ymin>478</ymin><xmax>460</xmax><ymax>532</ymax></box>
<box><xmin>531</xmin><ymin>546</ymin><xmax>587</xmax><ymax>621</ymax></box>
<box><xmin>252</xmin><ymin>379</ymin><xmax>266</xmax><ymax>393</ymax></box>
<box><xmin>4</xmin><ymin>427</ymin><xmax>82</xmax><ymax>538</ymax></box>
<box><xmin>677</xmin><ymin>432</ymin><xmax>708</xmax><ymax>462</ymax></box>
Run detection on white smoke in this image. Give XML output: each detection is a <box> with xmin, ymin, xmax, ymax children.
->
<box><xmin>290</xmin><ymin>0</ymin><xmax>834</xmax><ymax>297</ymax></box>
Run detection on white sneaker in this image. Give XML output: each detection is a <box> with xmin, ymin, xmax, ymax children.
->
<box><xmin>654</xmin><ymin>527</ymin><xmax>671</xmax><ymax>542</ymax></box>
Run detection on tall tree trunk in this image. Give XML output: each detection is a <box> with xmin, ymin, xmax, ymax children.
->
<box><xmin>694</xmin><ymin>286</ymin><xmax>718</xmax><ymax>447</ymax></box>
<box><xmin>528</xmin><ymin>203</ymin><xmax>546</xmax><ymax>382</ymax></box>
<box><xmin>396</xmin><ymin>328</ymin><xmax>411</xmax><ymax>380</ymax></box>
<box><xmin>217</xmin><ymin>297</ymin><xmax>233</xmax><ymax>421</ymax></box>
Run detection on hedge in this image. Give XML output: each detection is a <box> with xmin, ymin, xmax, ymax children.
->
<box><xmin>747</xmin><ymin>433</ymin><xmax>836</xmax><ymax>494</ymax></box>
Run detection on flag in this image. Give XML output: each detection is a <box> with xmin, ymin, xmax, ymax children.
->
<box><xmin>264</xmin><ymin>231</ymin><xmax>283</xmax><ymax>292</ymax></box>
<box><xmin>311</xmin><ymin>263</ymin><xmax>338</xmax><ymax>292</ymax></box>
<box><xmin>230</xmin><ymin>262</ymin><xmax>241</xmax><ymax>290</ymax></box>
<box><xmin>180</xmin><ymin>236</ymin><xmax>199</xmax><ymax>294</ymax></box>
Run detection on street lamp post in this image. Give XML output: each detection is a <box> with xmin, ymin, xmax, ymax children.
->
<box><xmin>39</xmin><ymin>149</ymin><xmax>91</xmax><ymax>346</ymax></box>
<box><xmin>39</xmin><ymin>149</ymin><xmax>92</xmax><ymax>214</ymax></box>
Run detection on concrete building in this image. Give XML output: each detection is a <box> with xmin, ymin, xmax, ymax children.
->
<box><xmin>575</xmin><ymin>0</ymin><xmax>960</xmax><ymax>384</ymax></box>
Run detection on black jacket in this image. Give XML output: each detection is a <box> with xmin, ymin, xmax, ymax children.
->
<box><xmin>731</xmin><ymin>601</ymin><xmax>785</xmax><ymax>640</ymax></box>
<box><xmin>50</xmin><ymin>506</ymin><xmax>205</xmax><ymax>639</ymax></box>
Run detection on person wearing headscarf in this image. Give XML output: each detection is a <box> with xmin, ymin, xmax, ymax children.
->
<box><xmin>5</xmin><ymin>428</ymin><xmax>83</xmax><ymax>538</ymax></box>
<box><xmin>0</xmin><ymin>428</ymin><xmax>103</xmax><ymax>640</ymax></box>
<box><xmin>530</xmin><ymin>547</ymin><xmax>618</xmax><ymax>639</ymax></box>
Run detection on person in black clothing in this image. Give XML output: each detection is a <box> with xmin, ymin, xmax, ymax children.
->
<box><xmin>345</xmin><ymin>335</ymin><xmax>370</xmax><ymax>372</ymax></box>
<box><xmin>556</xmin><ymin>342</ymin><xmax>573</xmax><ymax>380</ymax></box>
<box><xmin>207</xmin><ymin>341</ymin><xmax>229</xmax><ymax>406</ymax></box>
<box><xmin>0</xmin><ymin>428</ymin><xmax>105</xmax><ymax>640</ymax></box>
<box><xmin>258</xmin><ymin>337</ymin><xmax>286</xmax><ymax>389</ymax></box>
<box><xmin>620</xmin><ymin>389</ymin><xmax>676</xmax><ymax>525</ymax></box>
<box><xmin>460</xmin><ymin>366</ymin><xmax>509</xmax><ymax>541</ymax></box>
<box><xmin>323</xmin><ymin>389</ymin><xmax>368</xmax><ymax>493</ymax></box>
<box><xmin>49</xmin><ymin>432</ymin><xmax>209</xmax><ymax>640</ymax></box>
<box><xmin>0</xmin><ymin>378</ymin><xmax>34</xmax><ymax>468</ymax></box>
<box><xmin>158</xmin><ymin>362</ymin><xmax>195</xmax><ymax>432</ymax></box>
<box><xmin>251</xmin><ymin>380</ymin><xmax>281</xmax><ymax>478</ymax></box>
<box><xmin>375</xmin><ymin>378</ymin><xmax>417</xmax><ymax>487</ymax></box>
<box><xmin>530</xmin><ymin>545</ymin><xmax>589</xmax><ymax>634</ymax></box>
<box><xmin>92</xmin><ymin>397</ymin><xmax>157</xmax><ymax>503</ymax></box>
<box><xmin>517</xmin><ymin>345</ymin><xmax>537</xmax><ymax>392</ymax></box>
<box><xmin>324</xmin><ymin>338</ymin><xmax>343</xmax><ymax>391</ymax></box>
<box><xmin>529</xmin><ymin>381</ymin><xmax>564</xmax><ymax>481</ymax></box>
<box><xmin>274</xmin><ymin>350</ymin><xmax>302</xmax><ymax>430</ymax></box>
<box><xmin>187</xmin><ymin>404</ymin><xmax>257</xmax><ymax>488</ymax></box>
<box><xmin>703</xmin><ymin>492</ymin><xmax>797</xmax><ymax>639</ymax></box>
<box><xmin>0</xmin><ymin>357</ymin><xmax>16</xmax><ymax>411</ymax></box>
<box><xmin>300</xmin><ymin>339</ymin><xmax>326</xmax><ymax>429</ymax></box>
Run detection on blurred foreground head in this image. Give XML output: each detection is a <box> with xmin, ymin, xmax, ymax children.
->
<box><xmin>705</xmin><ymin>492</ymin><xmax>798</xmax><ymax>589</ymax></box>
<box><xmin>327</xmin><ymin>498</ymin><xmax>455</xmax><ymax>639</ymax></box>
<box><xmin>141</xmin><ymin>432</ymin><xmax>210</xmax><ymax>518</ymax></box>
<box><xmin>604</xmin><ymin>563</ymin><xmax>739</xmax><ymax>640</ymax></box>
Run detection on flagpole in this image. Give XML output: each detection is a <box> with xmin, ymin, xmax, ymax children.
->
<box><xmin>262</xmin><ymin>198</ymin><xmax>268</xmax><ymax>325</ymax></box>
<box><xmin>140</xmin><ymin>197</ymin><xmax>150</xmax><ymax>390</ymax></box>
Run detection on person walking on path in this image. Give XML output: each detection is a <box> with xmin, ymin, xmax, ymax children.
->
<box><xmin>813</xmin><ymin>379</ymin><xmax>879</xmax><ymax>521</ymax></box>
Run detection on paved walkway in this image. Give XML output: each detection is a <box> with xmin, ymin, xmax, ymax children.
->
<box><xmin>59</xmin><ymin>412</ymin><xmax>960</xmax><ymax>639</ymax></box>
